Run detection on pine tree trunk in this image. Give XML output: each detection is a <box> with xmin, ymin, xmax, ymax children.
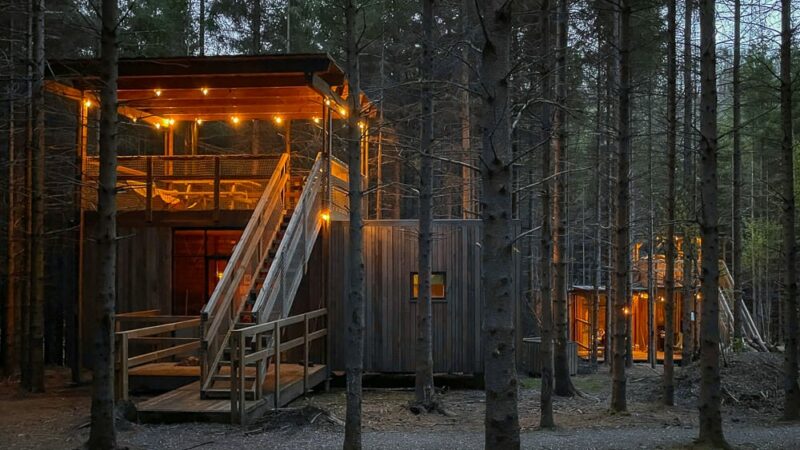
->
<box><xmin>610</xmin><ymin>0</ymin><xmax>629</xmax><ymax>414</ymax></box>
<box><xmin>538</xmin><ymin>0</ymin><xmax>555</xmax><ymax>430</ymax></box>
<box><xmin>477</xmin><ymin>1</ymin><xmax>520</xmax><ymax>447</ymax></box>
<box><xmin>663</xmin><ymin>0</ymin><xmax>677</xmax><ymax>407</ymax></box>
<box><xmin>343</xmin><ymin>2</ymin><xmax>365</xmax><ymax>448</ymax></box>
<box><xmin>552</xmin><ymin>0</ymin><xmax>575</xmax><ymax>398</ymax></box>
<box><xmin>591</xmin><ymin>46</ymin><xmax>603</xmax><ymax>370</ymax></box>
<box><xmin>199</xmin><ymin>0</ymin><xmax>205</xmax><ymax>56</ymax></box>
<box><xmin>87</xmin><ymin>0</ymin><xmax>119</xmax><ymax>447</ymax></box>
<box><xmin>4</xmin><ymin>18</ymin><xmax>19</xmax><ymax>377</ymax></box>
<box><xmin>696</xmin><ymin>0</ymin><xmax>727</xmax><ymax>446</ymax></box>
<box><xmin>731</xmin><ymin>0</ymin><xmax>743</xmax><ymax>349</ymax></box>
<box><xmin>28</xmin><ymin>0</ymin><xmax>45</xmax><ymax>393</ymax></box>
<box><xmin>779</xmin><ymin>0</ymin><xmax>800</xmax><ymax>421</ymax></box>
<box><xmin>415</xmin><ymin>0</ymin><xmax>436</xmax><ymax>410</ymax></box>
<box><xmin>459</xmin><ymin>0</ymin><xmax>472</xmax><ymax>219</ymax></box>
<box><xmin>681</xmin><ymin>0</ymin><xmax>695</xmax><ymax>364</ymax></box>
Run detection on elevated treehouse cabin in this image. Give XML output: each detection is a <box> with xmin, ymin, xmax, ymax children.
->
<box><xmin>569</xmin><ymin>238</ymin><xmax>766</xmax><ymax>362</ymax></box>
<box><xmin>47</xmin><ymin>54</ymin><xmax>519</xmax><ymax>424</ymax></box>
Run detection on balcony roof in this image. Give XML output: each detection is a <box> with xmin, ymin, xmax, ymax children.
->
<box><xmin>47</xmin><ymin>53</ymin><xmax>369</xmax><ymax>123</ymax></box>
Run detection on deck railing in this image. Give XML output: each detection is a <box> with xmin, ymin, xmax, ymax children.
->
<box><xmin>229</xmin><ymin>308</ymin><xmax>328</xmax><ymax>424</ymax></box>
<box><xmin>114</xmin><ymin>312</ymin><xmax>202</xmax><ymax>401</ymax></box>
<box><xmin>200</xmin><ymin>153</ymin><xmax>290</xmax><ymax>392</ymax></box>
<box><xmin>83</xmin><ymin>154</ymin><xmax>282</xmax><ymax>216</ymax></box>
<box><xmin>251</xmin><ymin>153</ymin><xmax>326</xmax><ymax>324</ymax></box>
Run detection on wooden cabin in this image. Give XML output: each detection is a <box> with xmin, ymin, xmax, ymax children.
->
<box><xmin>45</xmin><ymin>54</ymin><xmax>504</xmax><ymax>424</ymax></box>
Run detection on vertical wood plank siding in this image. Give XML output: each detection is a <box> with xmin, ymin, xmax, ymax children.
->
<box><xmin>329</xmin><ymin>220</ymin><xmax>522</xmax><ymax>374</ymax></box>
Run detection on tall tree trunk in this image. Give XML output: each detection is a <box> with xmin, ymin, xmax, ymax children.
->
<box><xmin>460</xmin><ymin>0</ymin><xmax>473</xmax><ymax>219</ymax></box>
<box><xmin>647</xmin><ymin>91</ymin><xmax>655</xmax><ymax>369</ymax></box>
<box><xmin>88</xmin><ymin>0</ymin><xmax>119</xmax><ymax>447</ymax></box>
<box><xmin>251</xmin><ymin>0</ymin><xmax>261</xmax><ymax>54</ymax></box>
<box><xmin>610</xmin><ymin>0</ymin><xmax>628</xmax><ymax>414</ymax></box>
<box><xmin>681</xmin><ymin>0</ymin><xmax>695</xmax><ymax>364</ymax></box>
<box><xmin>415</xmin><ymin>0</ymin><xmax>436</xmax><ymax>410</ymax></box>
<box><xmin>731</xmin><ymin>0</ymin><xmax>743</xmax><ymax>350</ymax></box>
<box><xmin>779</xmin><ymin>0</ymin><xmax>800</xmax><ymax>421</ymax></box>
<box><xmin>538</xmin><ymin>0</ymin><xmax>555</xmax><ymax>430</ymax></box>
<box><xmin>663</xmin><ymin>0</ymin><xmax>677</xmax><ymax>407</ymax></box>
<box><xmin>696</xmin><ymin>0</ymin><xmax>727</xmax><ymax>446</ymax></box>
<box><xmin>552</xmin><ymin>0</ymin><xmax>575</xmax><ymax>398</ymax></box>
<box><xmin>20</xmin><ymin>0</ymin><xmax>33</xmax><ymax>389</ymax></box>
<box><xmin>28</xmin><ymin>0</ymin><xmax>45</xmax><ymax>393</ymax></box>
<box><xmin>343</xmin><ymin>2</ymin><xmax>365</xmax><ymax>448</ymax></box>
<box><xmin>199</xmin><ymin>0</ymin><xmax>205</xmax><ymax>56</ymax></box>
<box><xmin>4</xmin><ymin>17</ymin><xmax>19</xmax><ymax>377</ymax></box>
<box><xmin>477</xmin><ymin>1</ymin><xmax>520</xmax><ymax>447</ymax></box>
<box><xmin>591</xmin><ymin>42</ymin><xmax>603</xmax><ymax>370</ymax></box>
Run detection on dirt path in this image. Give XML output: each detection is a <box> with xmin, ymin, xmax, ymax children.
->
<box><xmin>2</xmin><ymin>360</ymin><xmax>799</xmax><ymax>449</ymax></box>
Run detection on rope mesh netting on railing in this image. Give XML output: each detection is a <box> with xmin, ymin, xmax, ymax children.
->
<box><xmin>82</xmin><ymin>155</ymin><xmax>282</xmax><ymax>212</ymax></box>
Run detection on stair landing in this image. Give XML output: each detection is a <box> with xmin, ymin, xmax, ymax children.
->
<box><xmin>136</xmin><ymin>363</ymin><xmax>327</xmax><ymax>423</ymax></box>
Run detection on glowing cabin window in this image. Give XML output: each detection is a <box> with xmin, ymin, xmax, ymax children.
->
<box><xmin>411</xmin><ymin>272</ymin><xmax>446</xmax><ymax>300</ymax></box>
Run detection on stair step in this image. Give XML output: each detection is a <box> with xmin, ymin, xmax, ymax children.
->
<box><xmin>213</xmin><ymin>374</ymin><xmax>257</xmax><ymax>380</ymax></box>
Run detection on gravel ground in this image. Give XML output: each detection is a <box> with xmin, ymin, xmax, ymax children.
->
<box><xmin>116</xmin><ymin>422</ymin><xmax>800</xmax><ymax>449</ymax></box>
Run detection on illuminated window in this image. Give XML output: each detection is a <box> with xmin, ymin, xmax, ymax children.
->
<box><xmin>411</xmin><ymin>272</ymin><xmax>446</xmax><ymax>300</ymax></box>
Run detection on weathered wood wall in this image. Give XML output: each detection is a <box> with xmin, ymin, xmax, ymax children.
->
<box><xmin>328</xmin><ymin>219</ymin><xmax>522</xmax><ymax>374</ymax></box>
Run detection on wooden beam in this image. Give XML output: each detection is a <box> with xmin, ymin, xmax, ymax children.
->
<box><xmin>310</xmin><ymin>74</ymin><xmax>347</xmax><ymax>112</ymax></box>
<box><xmin>46</xmin><ymin>80</ymin><xmax>166</xmax><ymax>126</ymax></box>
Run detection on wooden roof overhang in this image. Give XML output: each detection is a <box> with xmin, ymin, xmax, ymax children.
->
<box><xmin>46</xmin><ymin>53</ymin><xmax>372</xmax><ymax>124</ymax></box>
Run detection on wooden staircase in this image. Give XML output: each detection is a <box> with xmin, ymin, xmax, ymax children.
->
<box><xmin>200</xmin><ymin>153</ymin><xmax>329</xmax><ymax>401</ymax></box>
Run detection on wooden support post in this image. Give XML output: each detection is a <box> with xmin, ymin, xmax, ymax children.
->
<box><xmin>120</xmin><ymin>334</ymin><xmax>129</xmax><ymax>401</ymax></box>
<box><xmin>255</xmin><ymin>330</ymin><xmax>263</xmax><ymax>400</ymax></box>
<box><xmin>191</xmin><ymin>121</ymin><xmax>198</xmax><ymax>155</ymax></box>
<box><xmin>145</xmin><ymin>157</ymin><xmax>153</xmax><ymax>222</ymax></box>
<box><xmin>213</xmin><ymin>156</ymin><xmax>220</xmax><ymax>222</ymax></box>
<box><xmin>238</xmin><ymin>332</ymin><xmax>245</xmax><ymax>424</ymax></box>
<box><xmin>303</xmin><ymin>314</ymin><xmax>309</xmax><ymax>396</ymax></box>
<box><xmin>274</xmin><ymin>323</ymin><xmax>281</xmax><ymax>408</ymax></box>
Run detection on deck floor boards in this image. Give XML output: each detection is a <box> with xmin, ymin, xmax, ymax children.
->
<box><xmin>136</xmin><ymin>363</ymin><xmax>326</xmax><ymax>423</ymax></box>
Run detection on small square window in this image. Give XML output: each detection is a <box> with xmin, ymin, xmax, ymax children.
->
<box><xmin>411</xmin><ymin>272</ymin><xmax>446</xmax><ymax>300</ymax></box>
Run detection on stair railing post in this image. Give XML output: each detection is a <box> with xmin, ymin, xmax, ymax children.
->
<box><xmin>303</xmin><ymin>313</ymin><xmax>309</xmax><ymax>396</ymax></box>
<box><xmin>274</xmin><ymin>321</ymin><xmax>281</xmax><ymax>408</ymax></box>
<box><xmin>238</xmin><ymin>331</ymin><xmax>246</xmax><ymax>424</ymax></box>
<box><xmin>255</xmin><ymin>328</ymin><xmax>264</xmax><ymax>400</ymax></box>
<box><xmin>213</xmin><ymin>156</ymin><xmax>221</xmax><ymax>222</ymax></box>
<box><xmin>230</xmin><ymin>331</ymin><xmax>238</xmax><ymax>424</ymax></box>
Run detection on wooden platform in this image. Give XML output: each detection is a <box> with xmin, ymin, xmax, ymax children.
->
<box><xmin>136</xmin><ymin>363</ymin><xmax>327</xmax><ymax>423</ymax></box>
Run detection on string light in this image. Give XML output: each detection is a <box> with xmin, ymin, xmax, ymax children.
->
<box><xmin>622</xmin><ymin>307</ymin><xmax>631</xmax><ymax>316</ymax></box>
<box><xmin>325</xmin><ymin>98</ymin><xmax>331</xmax><ymax>106</ymax></box>
<box><xmin>154</xmin><ymin>89</ymin><xmax>162</xmax><ymax>97</ymax></box>
<box><xmin>155</xmin><ymin>122</ymin><xmax>161</xmax><ymax>130</ymax></box>
<box><xmin>168</xmin><ymin>118</ymin><xmax>175</xmax><ymax>126</ymax></box>
<box><xmin>201</xmin><ymin>87</ymin><xmax>209</xmax><ymax>95</ymax></box>
<box><xmin>358</xmin><ymin>121</ymin><xmax>365</xmax><ymax>129</ymax></box>
<box><xmin>339</xmin><ymin>107</ymin><xmax>347</xmax><ymax>117</ymax></box>
<box><xmin>83</xmin><ymin>99</ymin><xmax>92</xmax><ymax>108</ymax></box>
<box><xmin>313</xmin><ymin>117</ymin><xmax>321</xmax><ymax>124</ymax></box>
<box><xmin>320</xmin><ymin>210</ymin><xmax>331</xmax><ymax>222</ymax></box>
<box><xmin>132</xmin><ymin>117</ymin><xmax>137</xmax><ymax>123</ymax></box>
<box><xmin>196</xmin><ymin>118</ymin><xmax>203</xmax><ymax>125</ymax></box>
<box><xmin>231</xmin><ymin>116</ymin><xmax>240</xmax><ymax>124</ymax></box>
<box><xmin>273</xmin><ymin>116</ymin><xmax>283</xmax><ymax>125</ymax></box>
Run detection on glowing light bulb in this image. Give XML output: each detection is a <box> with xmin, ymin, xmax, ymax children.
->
<box><xmin>196</xmin><ymin>118</ymin><xmax>203</xmax><ymax>125</ymax></box>
<box><xmin>201</xmin><ymin>87</ymin><xmax>209</xmax><ymax>95</ymax></box>
<box><xmin>132</xmin><ymin>117</ymin><xmax>138</xmax><ymax>123</ymax></box>
<box><xmin>231</xmin><ymin>116</ymin><xmax>240</xmax><ymax>124</ymax></box>
<box><xmin>313</xmin><ymin>117</ymin><xmax>321</xmax><ymax>124</ymax></box>
<box><xmin>168</xmin><ymin>118</ymin><xmax>175</xmax><ymax>126</ymax></box>
<box><xmin>339</xmin><ymin>107</ymin><xmax>347</xmax><ymax>117</ymax></box>
<box><xmin>83</xmin><ymin>99</ymin><xmax>92</xmax><ymax>108</ymax></box>
<box><xmin>325</xmin><ymin>98</ymin><xmax>331</xmax><ymax>106</ymax></box>
<box><xmin>320</xmin><ymin>210</ymin><xmax>331</xmax><ymax>222</ymax></box>
<box><xmin>358</xmin><ymin>121</ymin><xmax>365</xmax><ymax>129</ymax></box>
<box><xmin>155</xmin><ymin>123</ymin><xmax>161</xmax><ymax>130</ymax></box>
<box><xmin>622</xmin><ymin>307</ymin><xmax>631</xmax><ymax>316</ymax></box>
<box><xmin>154</xmin><ymin>89</ymin><xmax>162</xmax><ymax>97</ymax></box>
<box><xmin>274</xmin><ymin>116</ymin><xmax>283</xmax><ymax>125</ymax></box>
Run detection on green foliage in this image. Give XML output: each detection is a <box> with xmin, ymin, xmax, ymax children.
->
<box><xmin>119</xmin><ymin>0</ymin><xmax>196</xmax><ymax>57</ymax></box>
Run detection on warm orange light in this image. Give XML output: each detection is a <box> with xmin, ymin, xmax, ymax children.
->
<box><xmin>132</xmin><ymin>117</ymin><xmax>138</xmax><ymax>123</ymax></box>
<box><xmin>201</xmin><ymin>87</ymin><xmax>209</xmax><ymax>95</ymax></box>
<box><xmin>339</xmin><ymin>107</ymin><xmax>347</xmax><ymax>117</ymax></box>
<box><xmin>320</xmin><ymin>210</ymin><xmax>331</xmax><ymax>222</ymax></box>
<box><xmin>155</xmin><ymin>122</ymin><xmax>161</xmax><ymax>130</ymax></box>
<box><xmin>274</xmin><ymin>116</ymin><xmax>283</xmax><ymax>125</ymax></box>
<box><xmin>358</xmin><ymin>121</ymin><xmax>366</xmax><ymax>129</ymax></box>
<box><xmin>313</xmin><ymin>117</ymin><xmax>321</xmax><ymax>124</ymax></box>
<box><xmin>231</xmin><ymin>116</ymin><xmax>240</xmax><ymax>124</ymax></box>
<box><xmin>154</xmin><ymin>89</ymin><xmax>162</xmax><ymax>97</ymax></box>
<box><xmin>622</xmin><ymin>307</ymin><xmax>631</xmax><ymax>316</ymax></box>
<box><xmin>196</xmin><ymin>118</ymin><xmax>203</xmax><ymax>125</ymax></box>
<box><xmin>216</xmin><ymin>271</ymin><xmax>224</xmax><ymax>280</ymax></box>
<box><xmin>659</xmin><ymin>296</ymin><xmax>665</xmax><ymax>302</ymax></box>
<box><xmin>696</xmin><ymin>292</ymin><xmax>702</xmax><ymax>300</ymax></box>
<box><xmin>83</xmin><ymin>99</ymin><xmax>92</xmax><ymax>108</ymax></box>
<box><xmin>168</xmin><ymin>118</ymin><xmax>175</xmax><ymax>126</ymax></box>
<box><xmin>325</xmin><ymin>98</ymin><xmax>331</xmax><ymax>106</ymax></box>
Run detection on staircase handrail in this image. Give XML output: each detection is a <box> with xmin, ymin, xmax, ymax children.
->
<box><xmin>251</xmin><ymin>153</ymin><xmax>326</xmax><ymax>323</ymax></box>
<box><xmin>200</xmin><ymin>152</ymin><xmax>290</xmax><ymax>389</ymax></box>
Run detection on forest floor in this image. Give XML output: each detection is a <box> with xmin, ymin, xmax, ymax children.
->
<box><xmin>2</xmin><ymin>352</ymin><xmax>799</xmax><ymax>449</ymax></box>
